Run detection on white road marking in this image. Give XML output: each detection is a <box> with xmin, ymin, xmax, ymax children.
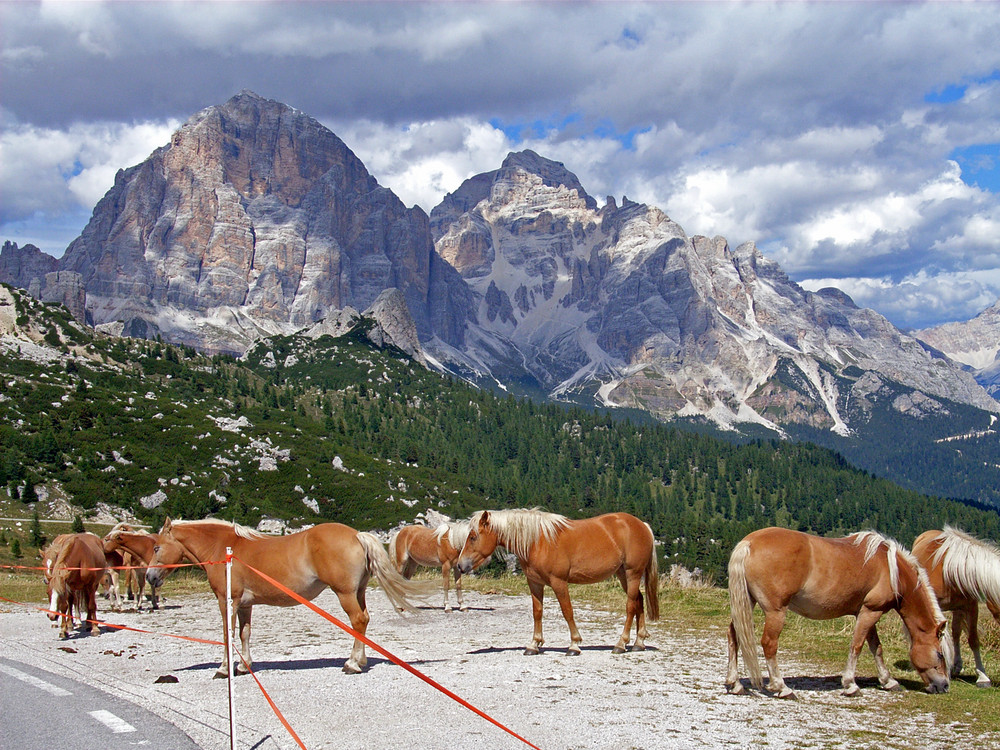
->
<box><xmin>0</xmin><ymin>664</ymin><xmax>71</xmax><ymax>696</ymax></box>
<box><xmin>89</xmin><ymin>709</ymin><xmax>137</xmax><ymax>734</ymax></box>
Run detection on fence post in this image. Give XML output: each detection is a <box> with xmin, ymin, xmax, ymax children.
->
<box><xmin>226</xmin><ymin>546</ymin><xmax>237</xmax><ymax>750</ymax></box>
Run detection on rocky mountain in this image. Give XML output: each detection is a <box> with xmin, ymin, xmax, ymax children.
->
<box><xmin>16</xmin><ymin>91</ymin><xmax>473</xmax><ymax>354</ymax></box>
<box><xmin>430</xmin><ymin>152</ymin><xmax>998</xmax><ymax>436</ymax></box>
<box><xmin>3</xmin><ymin>91</ymin><xmax>998</xmax><ymax>443</ymax></box>
<box><xmin>916</xmin><ymin>301</ymin><xmax>1000</xmax><ymax>398</ymax></box>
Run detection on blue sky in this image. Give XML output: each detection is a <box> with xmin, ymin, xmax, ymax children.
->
<box><xmin>2</xmin><ymin>1</ymin><xmax>999</xmax><ymax>331</ymax></box>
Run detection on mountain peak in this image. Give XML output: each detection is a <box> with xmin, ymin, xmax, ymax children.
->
<box><xmin>500</xmin><ymin>150</ymin><xmax>597</xmax><ymax>210</ymax></box>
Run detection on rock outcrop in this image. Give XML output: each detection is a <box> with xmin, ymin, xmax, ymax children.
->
<box><xmin>916</xmin><ymin>300</ymin><xmax>1000</xmax><ymax>398</ymax></box>
<box><xmin>430</xmin><ymin>151</ymin><xmax>998</xmax><ymax>431</ymax></box>
<box><xmin>54</xmin><ymin>90</ymin><xmax>473</xmax><ymax>353</ymax></box>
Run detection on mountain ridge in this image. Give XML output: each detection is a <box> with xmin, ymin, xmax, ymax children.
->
<box><xmin>2</xmin><ymin>91</ymin><xmax>997</xmax><ymax>441</ymax></box>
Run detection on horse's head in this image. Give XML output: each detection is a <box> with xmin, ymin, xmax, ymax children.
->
<box><xmin>145</xmin><ymin>517</ymin><xmax>185</xmax><ymax>588</ymax></box>
<box><xmin>456</xmin><ymin>511</ymin><xmax>499</xmax><ymax>575</ymax></box>
<box><xmin>899</xmin><ymin>559</ymin><xmax>952</xmax><ymax>694</ymax></box>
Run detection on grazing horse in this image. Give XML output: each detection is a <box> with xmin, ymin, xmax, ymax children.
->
<box><xmin>100</xmin><ymin>547</ymin><xmax>133</xmax><ymax>611</ymax></box>
<box><xmin>913</xmin><ymin>526</ymin><xmax>1000</xmax><ymax>687</ymax></box>
<box><xmin>45</xmin><ymin>532</ymin><xmax>107</xmax><ymax>639</ymax></box>
<box><xmin>146</xmin><ymin>518</ymin><xmax>430</xmax><ymax>677</ymax></box>
<box><xmin>726</xmin><ymin>527</ymin><xmax>951</xmax><ymax>698</ymax></box>
<box><xmin>390</xmin><ymin>522</ymin><xmax>483</xmax><ymax>612</ymax></box>
<box><xmin>104</xmin><ymin>526</ymin><xmax>162</xmax><ymax>611</ymax></box>
<box><xmin>456</xmin><ymin>509</ymin><xmax>660</xmax><ymax>655</ymax></box>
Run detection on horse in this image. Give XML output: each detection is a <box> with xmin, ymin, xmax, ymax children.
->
<box><xmin>389</xmin><ymin>521</ymin><xmax>484</xmax><ymax>612</ymax></box>
<box><xmin>45</xmin><ymin>532</ymin><xmax>107</xmax><ymax>639</ymax></box>
<box><xmin>726</xmin><ymin>527</ymin><xmax>952</xmax><ymax>699</ymax></box>
<box><xmin>146</xmin><ymin>517</ymin><xmax>431</xmax><ymax>677</ymax></box>
<box><xmin>913</xmin><ymin>526</ymin><xmax>1000</xmax><ymax>687</ymax></box>
<box><xmin>100</xmin><ymin>546</ymin><xmax>132</xmax><ymax>611</ymax></box>
<box><xmin>104</xmin><ymin>525</ymin><xmax>162</xmax><ymax>611</ymax></box>
<box><xmin>456</xmin><ymin>509</ymin><xmax>660</xmax><ymax>655</ymax></box>
<box><xmin>42</xmin><ymin>534</ymin><xmax>77</xmax><ymax>627</ymax></box>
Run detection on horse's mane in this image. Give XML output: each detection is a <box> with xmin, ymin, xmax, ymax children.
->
<box><xmin>852</xmin><ymin>531</ymin><xmax>903</xmax><ymax>595</ymax></box>
<box><xmin>934</xmin><ymin>526</ymin><xmax>1000</xmax><ymax>605</ymax></box>
<box><xmin>434</xmin><ymin>521</ymin><xmax>471</xmax><ymax>550</ymax></box>
<box><xmin>472</xmin><ymin>508</ymin><xmax>570</xmax><ymax>559</ymax></box>
<box><xmin>172</xmin><ymin>518</ymin><xmax>266</xmax><ymax>540</ymax></box>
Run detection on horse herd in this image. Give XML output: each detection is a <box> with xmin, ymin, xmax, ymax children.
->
<box><xmin>39</xmin><ymin>509</ymin><xmax>1000</xmax><ymax>699</ymax></box>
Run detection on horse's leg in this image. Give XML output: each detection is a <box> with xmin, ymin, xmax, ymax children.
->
<box><xmin>550</xmin><ymin>579</ymin><xmax>582</xmax><ymax>656</ymax></box>
<box><xmin>761</xmin><ymin>608</ymin><xmax>794</xmax><ymax>699</ymax></box>
<box><xmin>235</xmin><ymin>606</ymin><xmax>253</xmax><ymax>675</ymax></box>
<box><xmin>335</xmin><ymin>589</ymin><xmax>371</xmax><ymax>674</ymax></box>
<box><xmin>965</xmin><ymin>603</ymin><xmax>992</xmax><ymax>687</ymax></box>
<box><xmin>134</xmin><ymin>566</ymin><xmax>146</xmax><ymax>612</ymax></box>
<box><xmin>214</xmin><ymin>597</ymin><xmax>233</xmax><ymax>678</ymax></box>
<box><xmin>525</xmin><ymin>579</ymin><xmax>545</xmax><ymax>655</ymax></box>
<box><xmin>865</xmin><ymin>626</ymin><xmax>900</xmax><ymax>691</ymax></box>
<box><xmin>842</xmin><ymin>608</ymin><xmax>883</xmax><ymax>696</ymax></box>
<box><xmin>726</xmin><ymin>620</ymin><xmax>745</xmax><ymax>694</ymax></box>
<box><xmin>454</xmin><ymin>567</ymin><xmax>467</xmax><ymax>612</ymax></box>
<box><xmin>441</xmin><ymin>562</ymin><xmax>452</xmax><ymax>612</ymax></box>
<box><xmin>613</xmin><ymin>569</ymin><xmax>644</xmax><ymax>653</ymax></box>
<box><xmin>950</xmin><ymin>609</ymin><xmax>966</xmax><ymax>678</ymax></box>
<box><xmin>86</xmin><ymin>585</ymin><xmax>99</xmax><ymax>635</ymax></box>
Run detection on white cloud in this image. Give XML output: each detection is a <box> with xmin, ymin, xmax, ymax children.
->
<box><xmin>0</xmin><ymin>118</ymin><xmax>179</xmax><ymax>253</ymax></box>
<box><xmin>327</xmin><ymin>118</ymin><xmax>513</xmax><ymax>211</ymax></box>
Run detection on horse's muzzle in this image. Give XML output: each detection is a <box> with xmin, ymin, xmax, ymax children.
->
<box><xmin>925</xmin><ymin>677</ymin><xmax>949</xmax><ymax>694</ymax></box>
<box><xmin>456</xmin><ymin>559</ymin><xmax>474</xmax><ymax>575</ymax></box>
<box><xmin>146</xmin><ymin>569</ymin><xmax>163</xmax><ymax>588</ymax></box>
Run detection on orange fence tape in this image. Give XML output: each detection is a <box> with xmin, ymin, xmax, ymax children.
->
<box><xmin>4</xmin><ymin>556</ymin><xmax>543</xmax><ymax>750</ymax></box>
<box><xmin>235</xmin><ymin>557</ymin><xmax>544</xmax><ymax>750</ymax></box>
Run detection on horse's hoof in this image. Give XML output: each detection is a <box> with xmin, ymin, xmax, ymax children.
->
<box><xmin>444</xmin><ymin>606</ymin><xmax>453</xmax><ymax>613</ymax></box>
<box><xmin>611</xmin><ymin>645</ymin><xmax>626</xmax><ymax>654</ymax></box>
<box><xmin>777</xmin><ymin>689</ymin><xmax>798</xmax><ymax>700</ymax></box>
<box><xmin>881</xmin><ymin>679</ymin><xmax>903</xmax><ymax>692</ymax></box>
<box><xmin>566</xmin><ymin>648</ymin><xmax>581</xmax><ymax>657</ymax></box>
<box><xmin>726</xmin><ymin>681</ymin><xmax>745</xmax><ymax>695</ymax></box>
<box><xmin>342</xmin><ymin>663</ymin><xmax>363</xmax><ymax>675</ymax></box>
<box><xmin>632</xmin><ymin>643</ymin><xmax>646</xmax><ymax>652</ymax></box>
<box><xmin>523</xmin><ymin>648</ymin><xmax>540</xmax><ymax>656</ymax></box>
<box><xmin>213</xmin><ymin>671</ymin><xmax>229</xmax><ymax>680</ymax></box>
<box><xmin>977</xmin><ymin>679</ymin><xmax>993</xmax><ymax>688</ymax></box>
<box><xmin>842</xmin><ymin>685</ymin><xmax>860</xmax><ymax>697</ymax></box>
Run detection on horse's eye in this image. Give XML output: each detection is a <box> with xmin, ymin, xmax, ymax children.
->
<box><xmin>153</xmin><ymin>545</ymin><xmax>160</xmax><ymax>554</ymax></box>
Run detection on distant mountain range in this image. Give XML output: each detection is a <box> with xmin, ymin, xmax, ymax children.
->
<box><xmin>2</xmin><ymin>91</ymin><xmax>998</xmax><ymax>458</ymax></box>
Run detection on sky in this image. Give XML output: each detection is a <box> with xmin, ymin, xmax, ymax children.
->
<box><xmin>2</xmin><ymin>1</ymin><xmax>1000</xmax><ymax>332</ymax></box>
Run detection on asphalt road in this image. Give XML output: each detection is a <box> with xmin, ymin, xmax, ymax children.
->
<box><xmin>0</xmin><ymin>657</ymin><xmax>202</xmax><ymax>749</ymax></box>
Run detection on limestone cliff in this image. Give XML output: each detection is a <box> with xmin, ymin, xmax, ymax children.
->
<box><xmin>56</xmin><ymin>90</ymin><xmax>473</xmax><ymax>353</ymax></box>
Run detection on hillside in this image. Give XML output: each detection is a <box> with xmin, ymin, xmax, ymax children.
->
<box><xmin>2</xmin><ymin>284</ymin><xmax>998</xmax><ymax>579</ymax></box>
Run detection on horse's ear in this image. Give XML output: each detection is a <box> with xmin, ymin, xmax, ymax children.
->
<box><xmin>480</xmin><ymin>511</ymin><xmax>490</xmax><ymax>526</ymax></box>
<box><xmin>937</xmin><ymin>620</ymin><xmax>947</xmax><ymax>639</ymax></box>
<box><xmin>161</xmin><ymin>517</ymin><xmax>173</xmax><ymax>534</ymax></box>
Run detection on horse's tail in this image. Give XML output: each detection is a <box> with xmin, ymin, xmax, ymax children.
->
<box><xmin>356</xmin><ymin>532</ymin><xmax>434</xmax><ymax>613</ymax></box>
<box><xmin>387</xmin><ymin>531</ymin><xmax>401</xmax><ymax>571</ymax></box>
<box><xmin>728</xmin><ymin>539</ymin><xmax>763</xmax><ymax>690</ymax></box>
<box><xmin>644</xmin><ymin>524</ymin><xmax>660</xmax><ymax>622</ymax></box>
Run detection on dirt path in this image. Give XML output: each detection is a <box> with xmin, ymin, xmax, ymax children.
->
<box><xmin>0</xmin><ymin>589</ymin><xmax>989</xmax><ymax>749</ymax></box>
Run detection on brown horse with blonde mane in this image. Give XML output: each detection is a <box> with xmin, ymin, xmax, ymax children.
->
<box><xmin>44</xmin><ymin>532</ymin><xmax>107</xmax><ymax>639</ymax></box>
<box><xmin>913</xmin><ymin>526</ymin><xmax>1000</xmax><ymax>687</ymax></box>
<box><xmin>146</xmin><ymin>518</ymin><xmax>430</xmax><ymax>676</ymax></box>
<box><xmin>390</xmin><ymin>521</ymin><xmax>483</xmax><ymax>612</ymax></box>
<box><xmin>727</xmin><ymin>527</ymin><xmax>952</xmax><ymax>698</ymax></box>
<box><xmin>104</xmin><ymin>525</ymin><xmax>162</xmax><ymax>611</ymax></box>
<box><xmin>457</xmin><ymin>509</ymin><xmax>659</xmax><ymax>655</ymax></box>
